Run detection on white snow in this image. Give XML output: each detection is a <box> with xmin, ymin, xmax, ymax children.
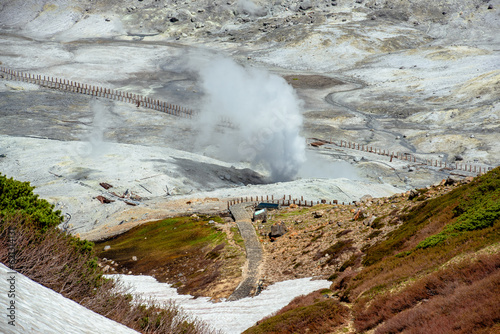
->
<box><xmin>0</xmin><ymin>264</ymin><xmax>139</xmax><ymax>334</ymax></box>
<box><xmin>110</xmin><ymin>274</ymin><xmax>333</xmax><ymax>334</ymax></box>
<box><xmin>0</xmin><ymin>262</ymin><xmax>332</xmax><ymax>334</ymax></box>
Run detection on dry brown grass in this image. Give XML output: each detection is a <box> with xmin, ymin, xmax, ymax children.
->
<box><xmin>273</xmin><ymin>290</ymin><xmax>324</xmax><ymax>316</ymax></box>
<box><xmin>0</xmin><ymin>214</ymin><xmax>220</xmax><ymax>334</ymax></box>
<box><xmin>354</xmin><ymin>253</ymin><xmax>500</xmax><ymax>332</ymax></box>
<box><xmin>244</xmin><ymin>290</ymin><xmax>348</xmax><ymax>334</ymax></box>
<box><xmin>376</xmin><ymin>269</ymin><xmax>500</xmax><ymax>334</ymax></box>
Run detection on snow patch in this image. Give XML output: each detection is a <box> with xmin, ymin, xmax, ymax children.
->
<box><xmin>110</xmin><ymin>274</ymin><xmax>332</xmax><ymax>334</ymax></box>
<box><xmin>0</xmin><ymin>264</ymin><xmax>139</xmax><ymax>334</ymax></box>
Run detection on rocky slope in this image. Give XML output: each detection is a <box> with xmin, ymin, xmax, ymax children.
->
<box><xmin>258</xmin><ymin>175</ymin><xmax>474</xmax><ymax>285</ymax></box>
<box><xmin>244</xmin><ymin>167</ymin><xmax>500</xmax><ymax>333</ymax></box>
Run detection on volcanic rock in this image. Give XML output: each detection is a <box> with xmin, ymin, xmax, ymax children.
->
<box><xmin>270</xmin><ymin>222</ymin><xmax>287</xmax><ymax>239</ymax></box>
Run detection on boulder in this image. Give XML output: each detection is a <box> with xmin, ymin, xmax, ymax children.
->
<box><xmin>408</xmin><ymin>189</ymin><xmax>419</xmax><ymax>200</ymax></box>
<box><xmin>254</xmin><ymin>208</ymin><xmax>267</xmax><ymax>222</ymax></box>
<box><xmin>444</xmin><ymin>177</ymin><xmax>457</xmax><ymax>186</ymax></box>
<box><xmin>360</xmin><ymin>194</ymin><xmax>373</xmax><ymax>202</ymax></box>
<box><xmin>313</xmin><ymin>210</ymin><xmax>325</xmax><ymax>218</ymax></box>
<box><xmin>270</xmin><ymin>222</ymin><xmax>287</xmax><ymax>238</ymax></box>
<box><xmin>364</xmin><ymin>216</ymin><xmax>377</xmax><ymax>226</ymax></box>
<box><xmin>353</xmin><ymin>208</ymin><xmax>364</xmax><ymax>220</ymax></box>
<box><xmin>299</xmin><ymin>1</ymin><xmax>312</xmax><ymax>10</ymax></box>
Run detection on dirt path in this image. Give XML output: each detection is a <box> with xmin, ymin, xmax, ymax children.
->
<box><xmin>228</xmin><ymin>203</ymin><xmax>263</xmax><ymax>301</ymax></box>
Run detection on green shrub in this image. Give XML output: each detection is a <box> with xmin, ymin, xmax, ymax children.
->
<box><xmin>0</xmin><ymin>175</ymin><xmax>219</xmax><ymax>334</ymax></box>
<box><xmin>328</xmin><ymin>273</ymin><xmax>339</xmax><ymax>281</ymax></box>
<box><xmin>339</xmin><ymin>253</ymin><xmax>362</xmax><ymax>272</ymax></box>
<box><xmin>0</xmin><ymin>173</ymin><xmax>63</xmax><ymax>231</ymax></box>
<box><xmin>367</xmin><ymin>230</ymin><xmax>382</xmax><ymax>239</ymax></box>
<box><xmin>416</xmin><ymin>233</ymin><xmax>448</xmax><ymax>249</ymax></box>
<box><xmin>416</xmin><ymin>169</ymin><xmax>500</xmax><ymax>249</ymax></box>
<box><xmin>370</xmin><ymin>217</ymin><xmax>385</xmax><ymax>229</ymax></box>
<box><xmin>452</xmin><ymin>198</ymin><xmax>500</xmax><ymax>232</ymax></box>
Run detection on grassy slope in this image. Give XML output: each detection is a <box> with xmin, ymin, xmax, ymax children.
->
<box><xmin>245</xmin><ymin>167</ymin><xmax>500</xmax><ymax>334</ymax></box>
<box><xmin>0</xmin><ymin>175</ymin><xmax>217</xmax><ymax>334</ymax></box>
<box><xmin>95</xmin><ymin>215</ymin><xmax>245</xmax><ymax>298</ymax></box>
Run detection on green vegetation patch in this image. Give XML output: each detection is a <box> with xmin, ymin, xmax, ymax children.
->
<box><xmin>417</xmin><ymin>168</ymin><xmax>500</xmax><ymax>249</ymax></box>
<box><xmin>96</xmin><ymin>215</ymin><xmax>225</xmax><ymax>269</ymax></box>
<box><xmin>231</xmin><ymin>226</ymin><xmax>244</xmax><ymax>247</ymax></box>
<box><xmin>367</xmin><ymin>230</ymin><xmax>382</xmax><ymax>239</ymax></box>
<box><xmin>370</xmin><ymin>216</ymin><xmax>385</xmax><ymax>229</ymax></box>
<box><xmin>361</xmin><ymin>169</ymin><xmax>497</xmax><ymax>266</ymax></box>
<box><xmin>0</xmin><ymin>173</ymin><xmax>63</xmax><ymax>231</ymax></box>
<box><xmin>339</xmin><ymin>253</ymin><xmax>362</xmax><ymax>272</ymax></box>
<box><xmin>343</xmin><ymin>167</ymin><xmax>500</xmax><ymax>304</ymax></box>
<box><xmin>273</xmin><ymin>207</ymin><xmax>311</xmax><ymax>219</ymax></box>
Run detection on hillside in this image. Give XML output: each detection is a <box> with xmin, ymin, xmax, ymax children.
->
<box><xmin>244</xmin><ymin>167</ymin><xmax>500</xmax><ymax>333</ymax></box>
<box><xmin>1</xmin><ymin>168</ymin><xmax>498</xmax><ymax>333</ymax></box>
<box><xmin>0</xmin><ymin>174</ymin><xmax>219</xmax><ymax>333</ymax></box>
<box><xmin>0</xmin><ymin>263</ymin><xmax>139</xmax><ymax>334</ymax></box>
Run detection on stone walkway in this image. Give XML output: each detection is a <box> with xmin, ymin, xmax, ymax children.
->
<box><xmin>228</xmin><ymin>203</ymin><xmax>263</xmax><ymax>301</ymax></box>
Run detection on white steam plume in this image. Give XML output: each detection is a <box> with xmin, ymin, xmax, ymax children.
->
<box><xmin>194</xmin><ymin>56</ymin><xmax>306</xmax><ymax>182</ymax></box>
<box><xmin>237</xmin><ymin>0</ymin><xmax>266</xmax><ymax>16</ymax></box>
<box><xmin>71</xmin><ymin>99</ymin><xmax>114</xmax><ymax>159</ymax></box>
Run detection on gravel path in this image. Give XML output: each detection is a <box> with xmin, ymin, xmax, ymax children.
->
<box><xmin>228</xmin><ymin>203</ymin><xmax>263</xmax><ymax>301</ymax></box>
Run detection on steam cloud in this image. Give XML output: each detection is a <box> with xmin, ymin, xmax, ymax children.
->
<box><xmin>237</xmin><ymin>0</ymin><xmax>265</xmax><ymax>16</ymax></box>
<box><xmin>72</xmin><ymin>99</ymin><xmax>114</xmax><ymax>159</ymax></box>
<box><xmin>194</xmin><ymin>56</ymin><xmax>306</xmax><ymax>182</ymax></box>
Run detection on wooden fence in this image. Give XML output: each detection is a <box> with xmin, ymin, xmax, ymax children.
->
<box><xmin>0</xmin><ymin>67</ymin><xmax>195</xmax><ymax>118</ymax></box>
<box><xmin>309</xmin><ymin>138</ymin><xmax>494</xmax><ymax>176</ymax></box>
<box><xmin>227</xmin><ymin>194</ymin><xmax>350</xmax><ymax>209</ymax></box>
